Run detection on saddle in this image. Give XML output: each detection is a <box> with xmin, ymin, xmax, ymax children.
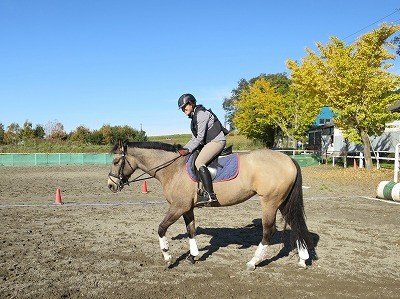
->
<box><xmin>186</xmin><ymin>145</ymin><xmax>240</xmax><ymax>183</ymax></box>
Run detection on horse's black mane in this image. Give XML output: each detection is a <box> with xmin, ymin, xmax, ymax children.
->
<box><xmin>111</xmin><ymin>141</ymin><xmax>183</xmax><ymax>153</ymax></box>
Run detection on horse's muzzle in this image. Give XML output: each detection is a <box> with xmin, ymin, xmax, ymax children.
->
<box><xmin>107</xmin><ymin>178</ymin><xmax>124</xmax><ymax>193</ymax></box>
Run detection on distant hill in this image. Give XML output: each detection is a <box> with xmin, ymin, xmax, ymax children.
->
<box><xmin>148</xmin><ymin>134</ymin><xmax>191</xmax><ymax>145</ymax></box>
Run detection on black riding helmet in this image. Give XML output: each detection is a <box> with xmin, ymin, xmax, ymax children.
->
<box><xmin>178</xmin><ymin>93</ymin><xmax>196</xmax><ymax>109</ymax></box>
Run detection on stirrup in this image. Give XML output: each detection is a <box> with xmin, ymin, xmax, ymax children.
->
<box><xmin>196</xmin><ymin>189</ymin><xmax>218</xmax><ymax>207</ymax></box>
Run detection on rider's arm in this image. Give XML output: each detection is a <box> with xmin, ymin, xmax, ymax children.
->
<box><xmin>183</xmin><ymin>110</ymin><xmax>209</xmax><ymax>153</ymax></box>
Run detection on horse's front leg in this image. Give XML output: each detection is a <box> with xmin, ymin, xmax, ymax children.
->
<box><xmin>183</xmin><ymin>209</ymin><xmax>199</xmax><ymax>264</ymax></box>
<box><xmin>158</xmin><ymin>207</ymin><xmax>184</xmax><ymax>265</ymax></box>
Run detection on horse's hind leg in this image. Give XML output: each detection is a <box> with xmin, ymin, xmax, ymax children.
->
<box><xmin>183</xmin><ymin>209</ymin><xmax>199</xmax><ymax>264</ymax></box>
<box><xmin>246</xmin><ymin>198</ymin><xmax>278</xmax><ymax>271</ymax></box>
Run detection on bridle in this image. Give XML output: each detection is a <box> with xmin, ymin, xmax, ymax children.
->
<box><xmin>108</xmin><ymin>145</ymin><xmax>182</xmax><ymax>190</ymax></box>
<box><xmin>108</xmin><ymin>150</ymin><xmax>133</xmax><ymax>190</ymax></box>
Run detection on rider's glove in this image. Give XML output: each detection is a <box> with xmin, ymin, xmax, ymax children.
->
<box><xmin>178</xmin><ymin>149</ymin><xmax>189</xmax><ymax>156</ymax></box>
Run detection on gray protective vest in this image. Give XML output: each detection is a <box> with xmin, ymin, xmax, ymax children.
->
<box><xmin>190</xmin><ymin>105</ymin><xmax>229</xmax><ymax>144</ymax></box>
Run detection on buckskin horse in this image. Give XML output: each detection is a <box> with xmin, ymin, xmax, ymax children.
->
<box><xmin>107</xmin><ymin>140</ymin><xmax>313</xmax><ymax>270</ymax></box>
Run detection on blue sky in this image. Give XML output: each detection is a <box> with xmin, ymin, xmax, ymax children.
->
<box><xmin>1</xmin><ymin>1</ymin><xmax>399</xmax><ymax>136</ymax></box>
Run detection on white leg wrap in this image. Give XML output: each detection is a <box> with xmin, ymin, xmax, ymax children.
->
<box><xmin>189</xmin><ymin>238</ymin><xmax>199</xmax><ymax>256</ymax></box>
<box><xmin>159</xmin><ymin>236</ymin><xmax>169</xmax><ymax>251</ymax></box>
<box><xmin>254</xmin><ymin>243</ymin><xmax>269</xmax><ymax>260</ymax></box>
<box><xmin>246</xmin><ymin>243</ymin><xmax>268</xmax><ymax>270</ymax></box>
<box><xmin>296</xmin><ymin>240</ymin><xmax>309</xmax><ymax>260</ymax></box>
<box><xmin>159</xmin><ymin>236</ymin><xmax>172</xmax><ymax>263</ymax></box>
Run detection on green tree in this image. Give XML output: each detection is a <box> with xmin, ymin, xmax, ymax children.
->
<box><xmin>4</xmin><ymin>123</ymin><xmax>21</xmax><ymax>144</ymax></box>
<box><xmin>233</xmin><ymin>78</ymin><xmax>320</xmax><ymax>147</ymax></box>
<box><xmin>100</xmin><ymin>125</ymin><xmax>113</xmax><ymax>145</ymax></box>
<box><xmin>223</xmin><ymin>73</ymin><xmax>291</xmax><ymax>130</ymax></box>
<box><xmin>21</xmin><ymin>121</ymin><xmax>36</xmax><ymax>142</ymax></box>
<box><xmin>136</xmin><ymin>129</ymin><xmax>148</xmax><ymax>142</ymax></box>
<box><xmin>112</xmin><ymin>125</ymin><xmax>139</xmax><ymax>142</ymax></box>
<box><xmin>69</xmin><ymin>125</ymin><xmax>91</xmax><ymax>143</ymax></box>
<box><xmin>287</xmin><ymin>23</ymin><xmax>400</xmax><ymax>170</ymax></box>
<box><xmin>34</xmin><ymin>124</ymin><xmax>45</xmax><ymax>139</ymax></box>
<box><xmin>90</xmin><ymin>129</ymin><xmax>103</xmax><ymax>145</ymax></box>
<box><xmin>98</xmin><ymin>124</ymin><xmax>147</xmax><ymax>144</ymax></box>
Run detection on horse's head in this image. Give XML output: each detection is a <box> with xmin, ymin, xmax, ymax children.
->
<box><xmin>107</xmin><ymin>140</ymin><xmax>137</xmax><ymax>192</ymax></box>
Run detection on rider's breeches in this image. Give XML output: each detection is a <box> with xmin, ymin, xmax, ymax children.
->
<box><xmin>195</xmin><ymin>141</ymin><xmax>226</xmax><ymax>170</ymax></box>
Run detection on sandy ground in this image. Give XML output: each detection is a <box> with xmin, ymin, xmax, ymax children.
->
<box><xmin>0</xmin><ymin>164</ymin><xmax>399</xmax><ymax>298</ymax></box>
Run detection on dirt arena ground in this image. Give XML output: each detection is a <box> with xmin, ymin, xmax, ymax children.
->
<box><xmin>0</xmin><ymin>163</ymin><xmax>399</xmax><ymax>298</ymax></box>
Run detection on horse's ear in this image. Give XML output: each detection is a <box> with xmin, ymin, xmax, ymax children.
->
<box><xmin>118</xmin><ymin>139</ymin><xmax>124</xmax><ymax>151</ymax></box>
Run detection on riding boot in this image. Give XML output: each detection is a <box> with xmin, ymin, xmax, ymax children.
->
<box><xmin>197</xmin><ymin>166</ymin><xmax>218</xmax><ymax>206</ymax></box>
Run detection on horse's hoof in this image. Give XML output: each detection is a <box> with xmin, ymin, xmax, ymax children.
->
<box><xmin>163</xmin><ymin>256</ymin><xmax>172</xmax><ymax>268</ymax></box>
<box><xmin>246</xmin><ymin>262</ymin><xmax>256</xmax><ymax>271</ymax></box>
<box><xmin>298</xmin><ymin>259</ymin><xmax>307</xmax><ymax>269</ymax></box>
<box><xmin>164</xmin><ymin>260</ymin><xmax>172</xmax><ymax>269</ymax></box>
<box><xmin>186</xmin><ymin>254</ymin><xmax>196</xmax><ymax>264</ymax></box>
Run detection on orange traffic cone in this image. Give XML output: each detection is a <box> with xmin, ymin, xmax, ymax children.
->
<box><xmin>55</xmin><ymin>188</ymin><xmax>63</xmax><ymax>204</ymax></box>
<box><xmin>141</xmin><ymin>180</ymin><xmax>149</xmax><ymax>194</ymax></box>
<box><xmin>353</xmin><ymin>159</ymin><xmax>358</xmax><ymax>169</ymax></box>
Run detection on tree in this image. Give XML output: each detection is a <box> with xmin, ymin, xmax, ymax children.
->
<box><xmin>90</xmin><ymin>129</ymin><xmax>103</xmax><ymax>145</ymax></box>
<box><xmin>100</xmin><ymin>125</ymin><xmax>113</xmax><ymax>145</ymax></box>
<box><xmin>69</xmin><ymin>125</ymin><xmax>91</xmax><ymax>143</ymax></box>
<box><xmin>98</xmin><ymin>124</ymin><xmax>147</xmax><ymax>145</ymax></box>
<box><xmin>34</xmin><ymin>124</ymin><xmax>45</xmax><ymax>139</ymax></box>
<box><xmin>287</xmin><ymin>23</ymin><xmax>400</xmax><ymax>170</ymax></box>
<box><xmin>45</xmin><ymin>120</ymin><xmax>67</xmax><ymax>141</ymax></box>
<box><xmin>232</xmin><ymin>80</ymin><xmax>276</xmax><ymax>145</ymax></box>
<box><xmin>136</xmin><ymin>129</ymin><xmax>148</xmax><ymax>142</ymax></box>
<box><xmin>112</xmin><ymin>125</ymin><xmax>140</xmax><ymax>142</ymax></box>
<box><xmin>21</xmin><ymin>121</ymin><xmax>36</xmax><ymax>142</ymax></box>
<box><xmin>4</xmin><ymin>123</ymin><xmax>21</xmax><ymax>144</ymax></box>
<box><xmin>233</xmin><ymin>78</ymin><xmax>321</xmax><ymax>147</ymax></box>
<box><xmin>223</xmin><ymin>73</ymin><xmax>291</xmax><ymax>130</ymax></box>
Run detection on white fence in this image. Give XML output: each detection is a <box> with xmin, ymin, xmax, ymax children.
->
<box><xmin>329</xmin><ymin>150</ymin><xmax>397</xmax><ymax>169</ymax></box>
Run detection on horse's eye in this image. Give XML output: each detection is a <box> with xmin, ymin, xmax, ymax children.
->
<box><xmin>113</xmin><ymin>159</ymin><xmax>119</xmax><ymax>166</ymax></box>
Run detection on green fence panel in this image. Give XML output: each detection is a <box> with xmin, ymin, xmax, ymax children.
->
<box><xmin>291</xmin><ymin>154</ymin><xmax>320</xmax><ymax>167</ymax></box>
<box><xmin>0</xmin><ymin>153</ymin><xmax>113</xmax><ymax>166</ymax></box>
<box><xmin>1</xmin><ymin>153</ymin><xmax>318</xmax><ymax>167</ymax></box>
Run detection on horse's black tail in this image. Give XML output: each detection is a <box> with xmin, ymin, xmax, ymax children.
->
<box><xmin>279</xmin><ymin>159</ymin><xmax>314</xmax><ymax>249</ymax></box>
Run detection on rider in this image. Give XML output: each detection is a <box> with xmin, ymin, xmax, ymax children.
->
<box><xmin>177</xmin><ymin>93</ymin><xmax>228</xmax><ymax>206</ymax></box>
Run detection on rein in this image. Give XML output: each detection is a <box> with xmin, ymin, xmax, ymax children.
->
<box><xmin>108</xmin><ymin>149</ymin><xmax>182</xmax><ymax>188</ymax></box>
<box><xmin>126</xmin><ymin>155</ymin><xmax>181</xmax><ymax>184</ymax></box>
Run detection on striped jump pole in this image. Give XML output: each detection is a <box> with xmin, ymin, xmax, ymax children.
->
<box><xmin>376</xmin><ymin>181</ymin><xmax>400</xmax><ymax>202</ymax></box>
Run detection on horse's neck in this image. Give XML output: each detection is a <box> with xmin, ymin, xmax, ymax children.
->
<box><xmin>131</xmin><ymin>148</ymin><xmax>181</xmax><ymax>179</ymax></box>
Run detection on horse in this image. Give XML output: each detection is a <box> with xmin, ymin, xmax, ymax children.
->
<box><xmin>107</xmin><ymin>140</ymin><xmax>314</xmax><ymax>270</ymax></box>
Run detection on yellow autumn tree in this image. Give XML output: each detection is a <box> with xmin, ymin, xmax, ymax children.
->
<box><xmin>287</xmin><ymin>23</ymin><xmax>400</xmax><ymax>170</ymax></box>
<box><xmin>233</xmin><ymin>78</ymin><xmax>321</xmax><ymax>147</ymax></box>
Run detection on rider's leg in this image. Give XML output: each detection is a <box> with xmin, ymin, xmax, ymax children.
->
<box><xmin>198</xmin><ymin>166</ymin><xmax>217</xmax><ymax>203</ymax></box>
<box><xmin>195</xmin><ymin>141</ymin><xmax>225</xmax><ymax>205</ymax></box>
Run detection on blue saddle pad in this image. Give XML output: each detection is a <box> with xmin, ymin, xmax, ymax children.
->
<box><xmin>186</xmin><ymin>153</ymin><xmax>240</xmax><ymax>182</ymax></box>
